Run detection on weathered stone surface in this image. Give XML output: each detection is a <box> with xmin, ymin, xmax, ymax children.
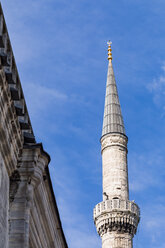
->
<box><xmin>102</xmin><ymin>233</ymin><xmax>133</xmax><ymax>248</ymax></box>
<box><xmin>29</xmin><ymin>178</ymin><xmax>67</xmax><ymax>248</ymax></box>
<box><xmin>9</xmin><ymin>145</ymin><xmax>50</xmax><ymax>248</ymax></box>
<box><xmin>94</xmin><ymin>199</ymin><xmax>140</xmax><ymax>238</ymax></box>
<box><xmin>0</xmin><ymin>3</ymin><xmax>68</xmax><ymax>248</ymax></box>
<box><xmin>101</xmin><ymin>133</ymin><xmax>128</xmax><ymax>200</ymax></box>
<box><xmin>0</xmin><ymin>157</ymin><xmax>9</xmax><ymax>248</ymax></box>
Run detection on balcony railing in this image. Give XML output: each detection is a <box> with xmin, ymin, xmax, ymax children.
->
<box><xmin>94</xmin><ymin>199</ymin><xmax>140</xmax><ymax>218</ymax></box>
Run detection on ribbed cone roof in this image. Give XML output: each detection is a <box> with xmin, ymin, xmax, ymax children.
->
<box><xmin>102</xmin><ymin>60</ymin><xmax>126</xmax><ymax>137</ymax></box>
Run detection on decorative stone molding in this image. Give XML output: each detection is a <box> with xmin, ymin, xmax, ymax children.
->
<box><xmin>93</xmin><ymin>199</ymin><xmax>140</xmax><ymax>237</ymax></box>
<box><xmin>0</xmin><ymin>4</ymin><xmax>68</xmax><ymax>248</ymax></box>
<box><xmin>18</xmin><ymin>144</ymin><xmax>50</xmax><ymax>188</ymax></box>
<box><xmin>101</xmin><ymin>133</ymin><xmax>128</xmax><ymax>153</ymax></box>
<box><xmin>0</xmin><ymin>67</ymin><xmax>22</xmax><ymax>175</ymax></box>
<box><xmin>0</xmin><ymin>59</ymin><xmax>23</xmax><ymax>174</ymax></box>
<box><xmin>0</xmin><ymin>69</ymin><xmax>23</xmax><ymax>175</ymax></box>
<box><xmin>9</xmin><ymin>170</ymin><xmax>20</xmax><ymax>203</ymax></box>
<box><xmin>0</xmin><ymin>4</ymin><xmax>37</xmax><ymax>176</ymax></box>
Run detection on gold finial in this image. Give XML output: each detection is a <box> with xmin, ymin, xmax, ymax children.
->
<box><xmin>107</xmin><ymin>40</ymin><xmax>112</xmax><ymax>61</ymax></box>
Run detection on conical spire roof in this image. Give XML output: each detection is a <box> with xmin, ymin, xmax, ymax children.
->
<box><xmin>102</xmin><ymin>43</ymin><xmax>125</xmax><ymax>137</ymax></box>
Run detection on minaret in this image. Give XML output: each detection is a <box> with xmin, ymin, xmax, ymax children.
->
<box><xmin>93</xmin><ymin>42</ymin><xmax>140</xmax><ymax>248</ymax></box>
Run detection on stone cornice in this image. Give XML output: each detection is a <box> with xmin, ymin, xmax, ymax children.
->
<box><xmin>18</xmin><ymin>144</ymin><xmax>50</xmax><ymax>188</ymax></box>
<box><xmin>0</xmin><ymin>69</ymin><xmax>23</xmax><ymax>174</ymax></box>
<box><xmin>23</xmin><ymin>143</ymin><xmax>51</xmax><ymax>164</ymax></box>
<box><xmin>0</xmin><ymin>4</ymin><xmax>37</xmax><ymax>175</ymax></box>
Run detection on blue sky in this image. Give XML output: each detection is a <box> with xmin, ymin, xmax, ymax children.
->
<box><xmin>1</xmin><ymin>0</ymin><xmax>165</xmax><ymax>247</ymax></box>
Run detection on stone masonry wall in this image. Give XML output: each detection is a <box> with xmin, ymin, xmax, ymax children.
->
<box><xmin>0</xmin><ymin>156</ymin><xmax>9</xmax><ymax>248</ymax></box>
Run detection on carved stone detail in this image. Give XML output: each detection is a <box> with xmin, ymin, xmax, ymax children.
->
<box><xmin>0</xmin><ymin>7</ymin><xmax>37</xmax><ymax>176</ymax></box>
<box><xmin>18</xmin><ymin>145</ymin><xmax>49</xmax><ymax>188</ymax></box>
<box><xmin>0</xmin><ymin>68</ymin><xmax>23</xmax><ymax>175</ymax></box>
<box><xmin>9</xmin><ymin>170</ymin><xmax>20</xmax><ymax>203</ymax></box>
<box><xmin>101</xmin><ymin>133</ymin><xmax>128</xmax><ymax>153</ymax></box>
<box><xmin>94</xmin><ymin>199</ymin><xmax>140</xmax><ymax>238</ymax></box>
<box><xmin>0</xmin><ymin>4</ymin><xmax>67</xmax><ymax>248</ymax></box>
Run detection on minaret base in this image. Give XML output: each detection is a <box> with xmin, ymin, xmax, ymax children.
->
<box><xmin>102</xmin><ymin>232</ymin><xmax>132</xmax><ymax>248</ymax></box>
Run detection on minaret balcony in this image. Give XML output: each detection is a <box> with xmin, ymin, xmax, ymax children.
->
<box><xmin>93</xmin><ymin>199</ymin><xmax>140</xmax><ymax>237</ymax></box>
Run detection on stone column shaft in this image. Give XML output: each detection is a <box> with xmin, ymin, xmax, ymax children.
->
<box><xmin>102</xmin><ymin>233</ymin><xmax>133</xmax><ymax>248</ymax></box>
<box><xmin>101</xmin><ymin>134</ymin><xmax>128</xmax><ymax>201</ymax></box>
<box><xmin>9</xmin><ymin>145</ymin><xmax>49</xmax><ymax>248</ymax></box>
<box><xmin>9</xmin><ymin>181</ymin><xmax>32</xmax><ymax>248</ymax></box>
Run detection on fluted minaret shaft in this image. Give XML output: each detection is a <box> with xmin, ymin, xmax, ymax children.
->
<box><xmin>93</xmin><ymin>43</ymin><xmax>140</xmax><ymax>248</ymax></box>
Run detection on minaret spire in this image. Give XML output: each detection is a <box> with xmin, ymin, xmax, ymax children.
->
<box><xmin>93</xmin><ymin>42</ymin><xmax>140</xmax><ymax>248</ymax></box>
<box><xmin>102</xmin><ymin>41</ymin><xmax>125</xmax><ymax>137</ymax></box>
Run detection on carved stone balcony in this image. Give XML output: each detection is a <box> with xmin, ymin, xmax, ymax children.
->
<box><xmin>93</xmin><ymin>199</ymin><xmax>140</xmax><ymax>237</ymax></box>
